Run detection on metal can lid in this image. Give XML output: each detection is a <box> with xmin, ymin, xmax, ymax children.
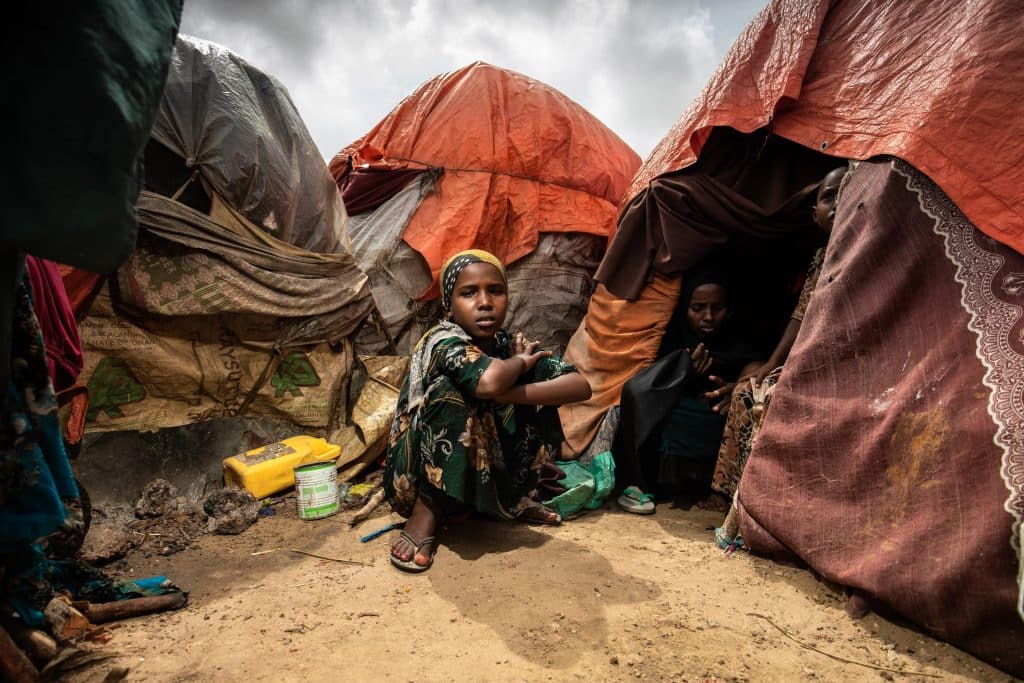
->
<box><xmin>293</xmin><ymin>460</ymin><xmax>337</xmax><ymax>473</ymax></box>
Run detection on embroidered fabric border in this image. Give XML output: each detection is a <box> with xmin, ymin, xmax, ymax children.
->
<box><xmin>894</xmin><ymin>159</ymin><xmax>1024</xmax><ymax>622</ymax></box>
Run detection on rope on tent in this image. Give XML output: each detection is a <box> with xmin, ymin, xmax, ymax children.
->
<box><xmin>387</xmin><ymin>155</ymin><xmax>607</xmax><ymax>198</ymax></box>
<box><xmin>235</xmin><ymin>344</ymin><xmax>283</xmax><ymax>418</ymax></box>
<box><xmin>369</xmin><ymin>304</ymin><xmax>398</xmax><ymax>355</ymax></box>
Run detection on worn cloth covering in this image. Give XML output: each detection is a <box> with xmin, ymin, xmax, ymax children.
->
<box><xmin>597</xmin><ymin>131</ymin><xmax>835</xmax><ymax>300</ymax></box>
<box><xmin>129</xmin><ymin>192</ymin><xmax>371</xmax><ymax>346</ymax></box>
<box><xmin>564</xmin><ymin>0</ymin><xmax>1023</xmax><ymax>454</ymax></box>
<box><xmin>736</xmin><ymin>160</ymin><xmax>1024</xmax><ymax>675</ymax></box>
<box><xmin>0</xmin><ymin>0</ymin><xmax>182</xmax><ymax>398</ymax></box>
<box><xmin>78</xmin><ymin>192</ymin><xmax>371</xmax><ymax>433</ymax></box>
<box><xmin>153</xmin><ymin>35</ymin><xmax>349</xmax><ymax>255</ymax></box>
<box><xmin>559</xmin><ymin>276</ymin><xmax>681</xmax><ymax>455</ymax></box>
<box><xmin>75</xmin><ymin>35</ymin><xmax>374</xmax><ymax>433</ymax></box>
<box><xmin>25</xmin><ymin>258</ymin><xmax>83</xmax><ymax>393</ymax></box>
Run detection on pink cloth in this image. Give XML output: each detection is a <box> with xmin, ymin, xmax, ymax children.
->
<box><xmin>25</xmin><ymin>257</ymin><xmax>83</xmax><ymax>392</ymax></box>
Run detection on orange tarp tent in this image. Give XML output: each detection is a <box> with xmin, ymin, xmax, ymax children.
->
<box><xmin>561</xmin><ymin>0</ymin><xmax>1024</xmax><ymax>453</ymax></box>
<box><xmin>329</xmin><ymin>62</ymin><xmax>640</xmax><ymax>295</ymax></box>
<box><xmin>631</xmin><ymin>0</ymin><xmax>1023</xmax><ymax>246</ymax></box>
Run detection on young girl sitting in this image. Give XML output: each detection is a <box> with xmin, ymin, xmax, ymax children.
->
<box><xmin>384</xmin><ymin>249</ymin><xmax>592</xmax><ymax>572</ymax></box>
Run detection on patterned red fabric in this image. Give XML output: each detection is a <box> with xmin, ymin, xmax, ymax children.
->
<box><xmin>737</xmin><ymin>159</ymin><xmax>1024</xmax><ymax>675</ymax></box>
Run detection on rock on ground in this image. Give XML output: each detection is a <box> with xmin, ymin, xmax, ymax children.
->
<box><xmin>135</xmin><ymin>480</ymin><xmax>179</xmax><ymax>518</ymax></box>
<box><xmin>202</xmin><ymin>488</ymin><xmax>259</xmax><ymax>535</ymax></box>
<box><xmin>79</xmin><ymin>509</ymin><xmax>136</xmax><ymax>565</ymax></box>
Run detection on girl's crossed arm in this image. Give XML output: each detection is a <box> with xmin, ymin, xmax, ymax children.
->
<box><xmin>474</xmin><ymin>334</ymin><xmax>591</xmax><ymax>404</ymax></box>
<box><xmin>493</xmin><ymin>372</ymin><xmax>591</xmax><ymax>406</ymax></box>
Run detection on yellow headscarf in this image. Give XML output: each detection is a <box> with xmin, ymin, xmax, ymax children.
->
<box><xmin>439</xmin><ymin>249</ymin><xmax>507</xmax><ymax>310</ymax></box>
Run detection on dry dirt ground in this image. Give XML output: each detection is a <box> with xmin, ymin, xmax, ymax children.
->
<box><xmin>71</xmin><ymin>502</ymin><xmax>1014</xmax><ymax>682</ymax></box>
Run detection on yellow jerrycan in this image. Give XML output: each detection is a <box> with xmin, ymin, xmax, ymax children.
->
<box><xmin>223</xmin><ymin>435</ymin><xmax>341</xmax><ymax>499</ymax></box>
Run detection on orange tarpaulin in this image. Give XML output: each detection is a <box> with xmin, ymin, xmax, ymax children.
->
<box><xmin>329</xmin><ymin>62</ymin><xmax>640</xmax><ymax>294</ymax></box>
<box><xmin>631</xmin><ymin>0</ymin><xmax>1024</xmax><ymax>250</ymax></box>
<box><xmin>562</xmin><ymin>0</ymin><xmax>1024</xmax><ymax>453</ymax></box>
<box><xmin>559</xmin><ymin>276</ymin><xmax>681</xmax><ymax>457</ymax></box>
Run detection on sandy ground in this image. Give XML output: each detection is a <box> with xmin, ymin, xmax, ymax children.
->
<box><xmin>69</xmin><ymin>502</ymin><xmax>1014</xmax><ymax>682</ymax></box>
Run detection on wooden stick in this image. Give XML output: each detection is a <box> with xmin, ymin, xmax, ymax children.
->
<box><xmin>0</xmin><ymin>605</ymin><xmax>57</xmax><ymax>664</ymax></box>
<box><xmin>250</xmin><ymin>548</ymin><xmax>369</xmax><ymax>566</ymax></box>
<box><xmin>0</xmin><ymin>622</ymin><xmax>39</xmax><ymax>683</ymax></box>
<box><xmin>370</xmin><ymin>304</ymin><xmax>398</xmax><ymax>355</ymax></box>
<box><xmin>348</xmin><ymin>488</ymin><xmax>385</xmax><ymax>527</ymax></box>
<box><xmin>747</xmin><ymin>612</ymin><xmax>942</xmax><ymax>678</ymax></box>
<box><xmin>79</xmin><ymin>592</ymin><xmax>188</xmax><ymax>624</ymax></box>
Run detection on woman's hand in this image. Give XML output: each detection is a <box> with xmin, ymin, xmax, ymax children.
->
<box><xmin>705</xmin><ymin>375</ymin><xmax>734</xmax><ymax>413</ymax></box>
<box><xmin>476</xmin><ymin>334</ymin><xmax>550</xmax><ymax>399</ymax></box>
<box><xmin>689</xmin><ymin>343</ymin><xmax>712</xmax><ymax>376</ymax></box>
<box><xmin>513</xmin><ymin>332</ymin><xmax>529</xmax><ymax>355</ymax></box>
<box><xmin>513</xmin><ymin>332</ymin><xmax>551</xmax><ymax>373</ymax></box>
<box><xmin>741</xmin><ymin>361</ymin><xmax>777</xmax><ymax>387</ymax></box>
<box><xmin>735</xmin><ymin>360</ymin><xmax>775</xmax><ymax>388</ymax></box>
<box><xmin>752</xmin><ymin>362</ymin><xmax>775</xmax><ymax>386</ymax></box>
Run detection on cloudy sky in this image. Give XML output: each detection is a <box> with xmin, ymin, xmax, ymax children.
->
<box><xmin>180</xmin><ymin>0</ymin><xmax>766</xmax><ymax>162</ymax></box>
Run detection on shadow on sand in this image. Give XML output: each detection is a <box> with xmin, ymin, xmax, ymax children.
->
<box><xmin>428</xmin><ymin>517</ymin><xmax>661</xmax><ymax>668</ymax></box>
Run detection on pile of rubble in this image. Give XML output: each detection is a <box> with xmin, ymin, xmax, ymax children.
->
<box><xmin>80</xmin><ymin>480</ymin><xmax>261</xmax><ymax>566</ymax></box>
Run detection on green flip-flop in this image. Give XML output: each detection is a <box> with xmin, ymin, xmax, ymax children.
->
<box><xmin>617</xmin><ymin>486</ymin><xmax>655</xmax><ymax>515</ymax></box>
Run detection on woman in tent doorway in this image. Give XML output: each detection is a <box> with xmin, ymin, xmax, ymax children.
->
<box><xmin>384</xmin><ymin>250</ymin><xmax>592</xmax><ymax>572</ymax></box>
<box><xmin>616</xmin><ymin>268</ymin><xmax>760</xmax><ymax>514</ymax></box>
<box><xmin>711</xmin><ymin>164</ymin><xmax>851</xmax><ymax>548</ymax></box>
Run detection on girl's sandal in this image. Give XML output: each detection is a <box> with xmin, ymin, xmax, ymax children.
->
<box><xmin>517</xmin><ymin>504</ymin><xmax>562</xmax><ymax>526</ymax></box>
<box><xmin>389</xmin><ymin>531</ymin><xmax>438</xmax><ymax>573</ymax></box>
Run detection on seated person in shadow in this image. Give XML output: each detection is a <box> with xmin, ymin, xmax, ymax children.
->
<box><xmin>616</xmin><ymin>267</ymin><xmax>761</xmax><ymax>514</ymax></box>
<box><xmin>711</xmin><ymin>164</ymin><xmax>850</xmax><ymax>547</ymax></box>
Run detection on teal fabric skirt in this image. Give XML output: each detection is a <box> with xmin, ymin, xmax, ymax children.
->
<box><xmin>656</xmin><ymin>395</ymin><xmax>726</xmax><ymax>488</ymax></box>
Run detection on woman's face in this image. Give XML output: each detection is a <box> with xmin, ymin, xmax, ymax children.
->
<box><xmin>449</xmin><ymin>262</ymin><xmax>508</xmax><ymax>343</ymax></box>
<box><xmin>686</xmin><ymin>283</ymin><xmax>729</xmax><ymax>339</ymax></box>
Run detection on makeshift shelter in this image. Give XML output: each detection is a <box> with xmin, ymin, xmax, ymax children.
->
<box><xmin>559</xmin><ymin>0</ymin><xmax>1024</xmax><ymax>675</ymax></box>
<box><xmin>74</xmin><ymin>35</ymin><xmax>374</xmax><ymax>436</ymax></box>
<box><xmin>328</xmin><ymin>62</ymin><xmax>640</xmax><ymax>353</ymax></box>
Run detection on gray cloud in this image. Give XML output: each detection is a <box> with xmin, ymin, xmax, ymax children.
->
<box><xmin>180</xmin><ymin>0</ymin><xmax>766</xmax><ymax>160</ymax></box>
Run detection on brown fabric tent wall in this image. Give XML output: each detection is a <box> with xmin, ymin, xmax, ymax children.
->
<box><xmin>737</xmin><ymin>159</ymin><xmax>1024</xmax><ymax>674</ymax></box>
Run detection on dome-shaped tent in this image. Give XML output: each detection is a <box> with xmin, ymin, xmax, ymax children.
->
<box><xmin>329</xmin><ymin>62</ymin><xmax>640</xmax><ymax>353</ymax></box>
<box><xmin>76</xmin><ymin>35</ymin><xmax>373</xmax><ymax>433</ymax></box>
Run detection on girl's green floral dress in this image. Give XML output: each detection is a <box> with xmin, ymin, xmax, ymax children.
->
<box><xmin>384</xmin><ymin>328</ymin><xmax>577</xmax><ymax>519</ymax></box>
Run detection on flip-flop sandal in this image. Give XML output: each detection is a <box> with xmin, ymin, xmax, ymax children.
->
<box><xmin>714</xmin><ymin>526</ymin><xmax>744</xmax><ymax>554</ymax></box>
<box><xmin>389</xmin><ymin>531</ymin><xmax>437</xmax><ymax>573</ymax></box>
<box><xmin>516</xmin><ymin>504</ymin><xmax>562</xmax><ymax>526</ymax></box>
<box><xmin>617</xmin><ymin>486</ymin><xmax>655</xmax><ymax>515</ymax></box>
